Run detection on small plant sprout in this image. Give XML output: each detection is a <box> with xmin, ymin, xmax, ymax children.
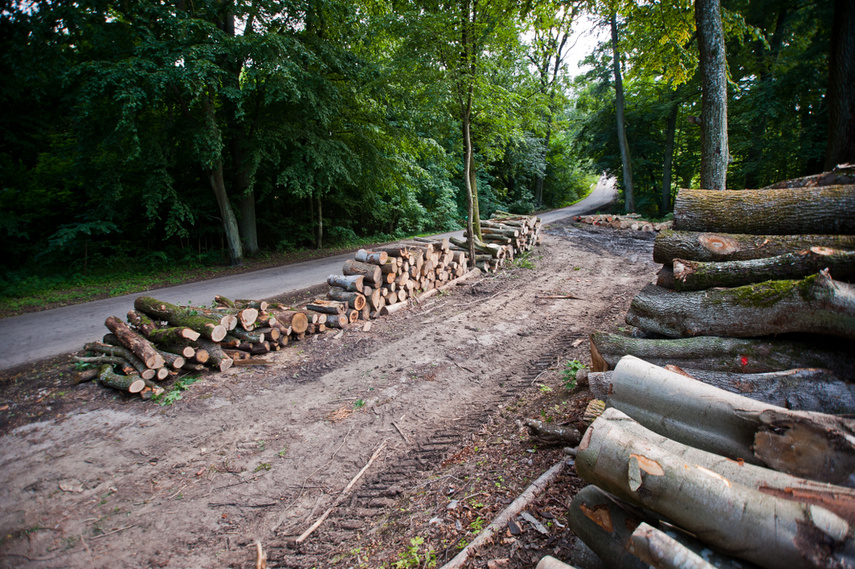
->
<box><xmin>563</xmin><ymin>359</ymin><xmax>586</xmax><ymax>390</ymax></box>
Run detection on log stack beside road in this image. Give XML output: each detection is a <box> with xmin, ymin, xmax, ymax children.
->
<box><xmin>570</xmin><ymin>174</ymin><xmax>855</xmax><ymax>568</ymax></box>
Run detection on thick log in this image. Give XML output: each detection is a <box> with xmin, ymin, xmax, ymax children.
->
<box><xmin>85</xmin><ymin>340</ymin><xmax>156</xmax><ymax>380</ymax></box>
<box><xmin>673</xmin><ymin>185</ymin><xmax>855</xmax><ymax>234</ymax></box>
<box><xmin>235</xmin><ymin>307</ymin><xmax>258</xmax><ymax>330</ymax></box>
<box><xmin>104</xmin><ymin>316</ymin><xmax>165</xmax><ymax>369</ymax></box>
<box><xmin>97</xmin><ymin>365</ymin><xmax>145</xmax><ymax>394</ymax></box>
<box><xmin>524</xmin><ymin>419</ymin><xmax>581</xmax><ymax>446</ymax></box>
<box><xmin>254</xmin><ymin>327</ymin><xmax>280</xmax><ymax>342</ymax></box>
<box><xmin>327</xmin><ymin>274</ymin><xmax>364</xmax><ymax>292</ymax></box>
<box><xmin>374</xmin><ymin>245</ymin><xmax>410</xmax><ymax>258</ymax></box>
<box><xmin>354</xmin><ymin>249</ymin><xmax>389</xmax><ymax>265</ymax></box>
<box><xmin>195</xmin><ymin>338</ymin><xmax>233</xmax><ymax>372</ymax></box>
<box><xmin>764</xmin><ymin>165</ymin><xmax>855</xmax><ymax>189</ymax></box>
<box><xmin>589</xmin><ymin>367</ymin><xmax>855</xmax><ymax>415</ymax></box>
<box><xmin>587</xmin><ymin>407</ymin><xmax>855</xmax><ymax>523</ymax></box>
<box><xmin>601</xmin><ymin>356</ymin><xmax>855</xmax><ymax>484</ymax></box>
<box><xmin>156</xmin><ymin>349</ymin><xmax>185</xmax><ymax>371</ymax></box>
<box><xmin>326</xmin><ymin>314</ymin><xmax>348</xmax><ymax>328</ymax></box>
<box><xmin>628</xmin><ymin>523</ymin><xmax>734</xmax><ymax>569</ymax></box>
<box><xmin>127</xmin><ymin>310</ymin><xmax>201</xmax><ymax>344</ymax></box>
<box><xmin>342</xmin><ymin>259</ymin><xmax>382</xmax><ymax>285</ymax></box>
<box><xmin>577</xmin><ymin>410</ymin><xmax>855</xmax><ymax>569</ymax></box>
<box><xmin>199</xmin><ymin>308</ymin><xmax>237</xmax><ymax>330</ymax></box>
<box><xmin>626</xmin><ymin>271</ymin><xmax>855</xmax><ymax>340</ymax></box>
<box><xmin>229</xmin><ymin>327</ymin><xmax>265</xmax><ymax>343</ymax></box>
<box><xmin>134</xmin><ymin>296</ymin><xmax>227</xmax><ymax>342</ymax></box>
<box><xmin>567</xmin><ymin>485</ymin><xmax>647</xmax><ymax>569</ymax></box>
<box><xmin>379</xmin><ymin>301</ymin><xmax>408</xmax><ymax>316</ymax></box>
<box><xmin>159</xmin><ymin>343</ymin><xmax>195</xmax><ymax>359</ymax></box>
<box><xmin>270</xmin><ymin>309</ymin><xmax>308</xmax><ymax>334</ymax></box>
<box><xmin>306</xmin><ymin>299</ymin><xmax>347</xmax><ymax>315</ymax></box>
<box><xmin>667</xmin><ymin>248</ymin><xmax>855</xmax><ymax>291</ymax></box>
<box><xmin>326</xmin><ymin>287</ymin><xmax>366</xmax><ymax>310</ymax></box>
<box><xmin>653</xmin><ymin>230</ymin><xmax>855</xmax><ymax>265</ymax></box>
<box><xmin>362</xmin><ymin>286</ymin><xmax>383</xmax><ymax>311</ymax></box>
<box><xmin>589</xmin><ymin>331</ymin><xmax>855</xmax><ymax>378</ymax></box>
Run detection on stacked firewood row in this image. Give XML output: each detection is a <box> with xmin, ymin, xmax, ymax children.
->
<box><xmin>572</xmin><ymin>213</ymin><xmax>673</xmax><ymax>232</ymax></box>
<box><xmin>570</xmin><ymin>179</ymin><xmax>855</xmax><ymax>568</ymax></box>
<box><xmin>460</xmin><ymin>213</ymin><xmax>543</xmax><ymax>272</ymax></box>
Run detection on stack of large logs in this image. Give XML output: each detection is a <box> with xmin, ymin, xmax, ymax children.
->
<box><xmin>570</xmin><ymin>178</ymin><xmax>855</xmax><ymax>568</ymax></box>
<box><xmin>573</xmin><ymin>213</ymin><xmax>673</xmax><ymax>232</ymax></box>
<box><xmin>459</xmin><ymin>213</ymin><xmax>543</xmax><ymax>272</ymax></box>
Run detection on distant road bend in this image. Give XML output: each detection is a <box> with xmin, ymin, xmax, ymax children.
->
<box><xmin>0</xmin><ymin>176</ymin><xmax>616</xmax><ymax>371</ymax></box>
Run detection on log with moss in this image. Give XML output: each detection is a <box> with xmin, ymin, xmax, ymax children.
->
<box><xmin>126</xmin><ymin>310</ymin><xmax>201</xmax><ymax>344</ymax></box>
<box><xmin>663</xmin><ymin>248</ymin><xmax>855</xmax><ymax>291</ymax></box>
<box><xmin>626</xmin><ymin>271</ymin><xmax>855</xmax><ymax>341</ymax></box>
<box><xmin>599</xmin><ymin>356</ymin><xmax>855</xmax><ymax>485</ymax></box>
<box><xmin>673</xmin><ymin>185</ymin><xmax>855</xmax><ymax>235</ymax></box>
<box><xmin>85</xmin><ymin>340</ymin><xmax>158</xmax><ymax>380</ymax></box>
<box><xmin>104</xmin><ymin>316</ymin><xmax>165</xmax><ymax>369</ymax></box>
<box><xmin>653</xmin><ymin>230</ymin><xmax>855</xmax><ymax>265</ymax></box>
<box><xmin>194</xmin><ymin>338</ymin><xmax>233</xmax><ymax>372</ymax></box>
<box><xmin>134</xmin><ymin>296</ymin><xmax>227</xmax><ymax>342</ymax></box>
<box><xmin>589</xmin><ymin>331</ymin><xmax>855</xmax><ymax>379</ymax></box>
<box><xmin>588</xmin><ymin>366</ymin><xmax>855</xmax><ymax>415</ymax></box>
<box><xmin>97</xmin><ymin>365</ymin><xmax>145</xmax><ymax>394</ymax></box>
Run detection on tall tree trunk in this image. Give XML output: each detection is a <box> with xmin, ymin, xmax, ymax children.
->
<box><xmin>661</xmin><ymin>98</ymin><xmax>679</xmax><ymax>216</ymax></box>
<box><xmin>239</xmin><ymin>189</ymin><xmax>258</xmax><ymax>256</ymax></box>
<box><xmin>695</xmin><ymin>0</ymin><xmax>729</xmax><ymax>190</ymax></box>
<box><xmin>208</xmin><ymin>160</ymin><xmax>243</xmax><ymax>265</ymax></box>
<box><xmin>464</xmin><ymin>108</ymin><xmax>477</xmax><ymax>267</ymax></box>
<box><xmin>468</xmin><ymin>146</ymin><xmax>482</xmax><ymax>241</ymax></box>
<box><xmin>825</xmin><ymin>0</ymin><xmax>855</xmax><ymax>170</ymax></box>
<box><xmin>611</xmin><ymin>14</ymin><xmax>634</xmax><ymax>212</ymax></box>
<box><xmin>316</xmin><ymin>193</ymin><xmax>323</xmax><ymax>249</ymax></box>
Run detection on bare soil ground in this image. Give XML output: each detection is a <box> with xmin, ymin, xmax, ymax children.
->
<box><xmin>0</xmin><ymin>218</ymin><xmax>657</xmax><ymax>569</ymax></box>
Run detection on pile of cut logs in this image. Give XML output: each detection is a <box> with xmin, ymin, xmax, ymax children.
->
<box><xmin>75</xmin><ymin>215</ymin><xmax>543</xmax><ymax>397</ymax></box>
<box><xmin>573</xmin><ymin>213</ymin><xmax>672</xmax><ymax>232</ymax></box>
<box><xmin>459</xmin><ymin>212</ymin><xmax>543</xmax><ymax>272</ymax></box>
<box><xmin>567</xmin><ymin>175</ymin><xmax>855</xmax><ymax>568</ymax></box>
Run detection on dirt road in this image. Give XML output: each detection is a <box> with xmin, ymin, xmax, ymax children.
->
<box><xmin>0</xmin><ymin>216</ymin><xmax>654</xmax><ymax>569</ymax></box>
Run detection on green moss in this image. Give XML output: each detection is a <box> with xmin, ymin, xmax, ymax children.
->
<box><xmin>726</xmin><ymin>276</ymin><xmax>816</xmax><ymax>308</ymax></box>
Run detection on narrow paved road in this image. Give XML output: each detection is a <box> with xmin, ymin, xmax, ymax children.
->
<box><xmin>0</xmin><ymin>177</ymin><xmax>615</xmax><ymax>371</ymax></box>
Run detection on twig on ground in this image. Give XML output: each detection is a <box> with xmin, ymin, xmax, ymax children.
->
<box><xmin>392</xmin><ymin>421</ymin><xmax>411</xmax><ymax>444</ymax></box>
<box><xmin>91</xmin><ymin>524</ymin><xmax>138</xmax><ymax>540</ymax></box>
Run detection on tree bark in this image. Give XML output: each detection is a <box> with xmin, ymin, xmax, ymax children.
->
<box><xmin>589</xmin><ymin>366</ymin><xmax>855</xmax><ymax>415</ymax></box>
<box><xmin>589</xmin><ymin>407</ymin><xmax>855</xmax><ymax>523</ymax></box>
<box><xmin>611</xmin><ymin>14</ymin><xmax>634</xmax><ymax>212</ymax></box>
<box><xmin>567</xmin><ymin>485</ymin><xmax>647</xmax><ymax>569</ymax></box>
<box><xmin>695</xmin><ymin>0</ymin><xmax>728</xmax><ymax>190</ymax></box>
<box><xmin>195</xmin><ymin>338</ymin><xmax>233</xmax><ymax>372</ymax></box>
<box><xmin>354</xmin><ymin>249</ymin><xmax>388</xmax><ymax>266</ymax></box>
<box><xmin>326</xmin><ymin>288</ymin><xmax>366</xmax><ymax>310</ymax></box>
<box><xmin>589</xmin><ymin>331</ymin><xmax>855</xmax><ymax>379</ymax></box>
<box><xmin>207</xmin><ymin>160</ymin><xmax>243</xmax><ymax>265</ymax></box>
<box><xmin>239</xmin><ymin>188</ymin><xmax>259</xmax><ymax>256</ymax></box>
<box><xmin>668</xmin><ymin>248</ymin><xmax>855</xmax><ymax>291</ymax></box>
<box><xmin>327</xmin><ymin>274</ymin><xmax>364</xmax><ymax>292</ymax></box>
<box><xmin>269</xmin><ymin>309</ymin><xmax>308</xmax><ymax>335</ymax></box>
<box><xmin>626</xmin><ymin>272</ymin><xmax>855</xmax><ymax>341</ymax></box>
<box><xmin>306</xmin><ymin>299</ymin><xmax>347</xmax><ymax>315</ymax></box>
<box><xmin>97</xmin><ymin>365</ymin><xmax>145</xmax><ymax>394</ymax></box>
<box><xmin>653</xmin><ymin>230</ymin><xmax>855</xmax><ymax>265</ymax></box>
<box><xmin>628</xmin><ymin>523</ymin><xmax>718</xmax><ymax>569</ymax></box>
<box><xmin>127</xmin><ymin>310</ymin><xmax>201</xmax><ymax>343</ymax></box>
<box><xmin>661</xmin><ymin>98</ymin><xmax>679</xmax><ymax>216</ymax></box>
<box><xmin>104</xmin><ymin>316</ymin><xmax>165</xmax><ymax>369</ymax></box>
<box><xmin>134</xmin><ymin>296</ymin><xmax>227</xmax><ymax>342</ymax></box>
<box><xmin>342</xmin><ymin>259</ymin><xmax>382</xmax><ymax>286</ymax></box>
<box><xmin>524</xmin><ymin>419</ymin><xmax>581</xmax><ymax>446</ymax></box>
<box><xmin>765</xmin><ymin>166</ymin><xmax>855</xmax><ymax>189</ymax></box>
<box><xmin>596</xmin><ymin>355</ymin><xmax>855</xmax><ymax>484</ymax></box>
<box><xmin>825</xmin><ymin>0</ymin><xmax>855</xmax><ymax>170</ymax></box>
<box><xmin>673</xmin><ymin>186</ymin><xmax>855</xmax><ymax>235</ymax></box>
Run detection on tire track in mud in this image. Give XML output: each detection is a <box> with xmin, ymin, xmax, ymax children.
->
<box><xmin>275</xmin><ymin>299</ymin><xmax>616</xmax><ymax>567</ymax></box>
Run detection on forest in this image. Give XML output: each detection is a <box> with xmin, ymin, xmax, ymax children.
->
<box><xmin>0</xmin><ymin>0</ymin><xmax>852</xmax><ymax>299</ymax></box>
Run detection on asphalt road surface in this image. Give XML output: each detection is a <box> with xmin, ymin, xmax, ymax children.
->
<box><xmin>0</xmin><ymin>176</ymin><xmax>615</xmax><ymax>371</ymax></box>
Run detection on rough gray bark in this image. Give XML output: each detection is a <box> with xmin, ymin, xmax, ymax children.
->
<box><xmin>628</xmin><ymin>523</ymin><xmax>717</xmax><ymax>569</ymax></box>
<box><xmin>661</xmin><ymin>98</ymin><xmax>679</xmax><ymax>216</ymax></box>
<box><xmin>207</xmin><ymin>160</ymin><xmax>243</xmax><ymax>265</ymax></box>
<box><xmin>611</xmin><ymin>14</ymin><xmax>634</xmax><ymax>212</ymax></box>
<box><xmin>695</xmin><ymin>0</ymin><xmax>728</xmax><ymax>190</ymax></box>
<box><xmin>567</xmin><ymin>485</ymin><xmax>647</xmax><ymax>569</ymax></box>
<box><xmin>626</xmin><ymin>272</ymin><xmax>855</xmax><ymax>341</ymax></box>
<box><xmin>653</xmin><ymin>230</ymin><xmax>855</xmax><ymax>265</ymax></box>
<box><xmin>104</xmin><ymin>316</ymin><xmax>165</xmax><ymax>369</ymax></box>
<box><xmin>825</xmin><ymin>0</ymin><xmax>855</xmax><ymax>170</ymax></box>
<box><xmin>668</xmin><ymin>248</ymin><xmax>855</xmax><ymax>291</ymax></box>
<box><xmin>577</xmin><ymin>408</ymin><xmax>855</xmax><ymax>568</ymax></box>
<box><xmin>598</xmin><ymin>356</ymin><xmax>855</xmax><ymax>485</ymax></box>
<box><xmin>589</xmin><ymin>332</ymin><xmax>855</xmax><ymax>379</ymax></box>
<box><xmin>588</xmin><ymin>367</ymin><xmax>855</xmax><ymax>415</ymax></box>
<box><xmin>673</xmin><ymin>186</ymin><xmax>855</xmax><ymax>235</ymax></box>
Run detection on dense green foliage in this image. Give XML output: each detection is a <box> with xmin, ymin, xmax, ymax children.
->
<box><xmin>0</xmin><ymin>0</ymin><xmax>842</xmax><ymax>296</ymax></box>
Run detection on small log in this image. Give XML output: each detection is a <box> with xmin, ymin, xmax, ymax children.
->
<box><xmin>235</xmin><ymin>299</ymin><xmax>269</xmax><ymax>312</ymax></box>
<box><xmin>134</xmin><ymin>296</ymin><xmax>226</xmax><ymax>342</ymax></box>
<box><xmin>156</xmin><ymin>349</ymin><xmax>185</xmax><ymax>371</ymax></box>
<box><xmin>236</xmin><ymin>307</ymin><xmax>259</xmax><ymax>330</ymax></box>
<box><xmin>75</xmin><ymin>368</ymin><xmax>100</xmax><ymax>384</ymax></box>
<box><xmin>380</xmin><ymin>301</ymin><xmax>408</xmax><ymax>316</ymax></box>
<box><xmin>374</xmin><ymin>245</ymin><xmax>410</xmax><ymax>258</ymax></box>
<box><xmin>182</xmin><ymin>362</ymin><xmax>207</xmax><ymax>372</ymax></box>
<box><xmin>159</xmin><ymin>343</ymin><xmax>196</xmax><ymax>359</ymax></box>
<box><xmin>326</xmin><ymin>314</ymin><xmax>348</xmax><ymax>329</ymax></box>
<box><xmin>653</xmin><ymin>230</ymin><xmax>855</xmax><ymax>265</ymax></box>
<box><xmin>195</xmin><ymin>338</ymin><xmax>234</xmax><ymax>372</ymax></box>
<box><xmin>764</xmin><ymin>166</ymin><xmax>855</xmax><ymax>189</ymax></box>
<box><xmin>105</xmin><ymin>316</ymin><xmax>165</xmax><ymax>369</ymax></box>
<box><xmin>199</xmin><ymin>308</ymin><xmax>237</xmax><ymax>330</ymax></box>
<box><xmin>326</xmin><ymin>287</ymin><xmax>366</xmax><ymax>310</ymax></box>
<box><xmin>255</xmin><ymin>327</ymin><xmax>280</xmax><ymax>342</ymax></box>
<box><xmin>97</xmin><ymin>365</ymin><xmax>145</xmax><ymax>394</ymax></box>
<box><xmin>229</xmin><ymin>327</ymin><xmax>265</xmax><ymax>343</ymax></box>
<box><xmin>363</xmin><ymin>286</ymin><xmax>383</xmax><ymax>311</ymax></box>
<box><xmin>214</xmin><ymin>295</ymin><xmax>236</xmax><ymax>308</ymax></box>
<box><xmin>327</xmin><ymin>274</ymin><xmax>364</xmax><ymax>292</ymax></box>
<box><xmin>667</xmin><ymin>248</ymin><xmax>855</xmax><ymax>291</ymax></box>
<box><xmin>271</xmin><ymin>309</ymin><xmax>308</xmax><ymax>334</ymax></box>
<box><xmin>190</xmin><ymin>348</ymin><xmax>210</xmax><ymax>364</ymax></box>
<box><xmin>354</xmin><ymin>249</ymin><xmax>389</xmax><ymax>265</ymax></box>
<box><xmin>626</xmin><ymin>271</ymin><xmax>855</xmax><ymax>340</ymax></box>
<box><xmin>346</xmin><ymin>309</ymin><xmax>359</xmax><ymax>323</ymax></box>
<box><xmin>342</xmin><ymin>259</ymin><xmax>382</xmax><ymax>286</ymax></box>
<box><xmin>524</xmin><ymin>419</ymin><xmax>582</xmax><ymax>446</ymax></box>
<box><xmin>589</xmin><ymin>331</ymin><xmax>855</xmax><ymax>378</ymax></box>
<box><xmin>672</xmin><ymin>185</ymin><xmax>855</xmax><ymax>235</ymax></box>
<box><xmin>306</xmin><ymin>299</ymin><xmax>347</xmax><ymax>315</ymax></box>
<box><xmin>628</xmin><ymin>523</ymin><xmax>719</xmax><ymax>569</ymax></box>
<box><xmin>85</xmin><ymin>341</ymin><xmax>156</xmax><ymax>380</ymax></box>
<box><xmin>380</xmin><ymin>260</ymin><xmax>399</xmax><ymax>275</ymax></box>
<box><xmin>601</xmin><ymin>356</ymin><xmax>855</xmax><ymax>484</ymax></box>
<box><xmin>567</xmin><ymin>485</ymin><xmax>647</xmax><ymax>569</ymax></box>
